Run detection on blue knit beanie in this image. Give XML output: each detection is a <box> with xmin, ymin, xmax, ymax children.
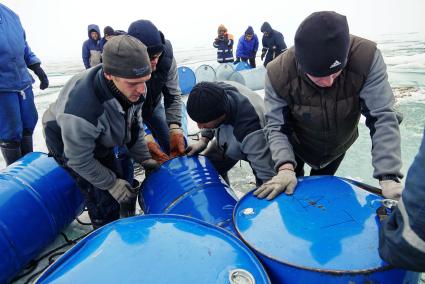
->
<box><xmin>128</xmin><ymin>20</ymin><xmax>165</xmax><ymax>57</ymax></box>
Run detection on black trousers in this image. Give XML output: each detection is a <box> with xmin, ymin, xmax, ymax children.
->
<box><xmin>241</xmin><ymin>57</ymin><xmax>256</xmax><ymax>68</ymax></box>
<box><xmin>294</xmin><ymin>153</ymin><xmax>346</xmax><ymax>177</ymax></box>
<box><xmin>49</xmin><ymin>148</ymin><xmax>133</xmax><ymax>229</ymax></box>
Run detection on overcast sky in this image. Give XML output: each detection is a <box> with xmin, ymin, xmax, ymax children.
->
<box><xmin>2</xmin><ymin>0</ymin><xmax>425</xmax><ymax>61</ymax></box>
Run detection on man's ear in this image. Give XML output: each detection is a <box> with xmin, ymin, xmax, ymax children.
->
<box><xmin>104</xmin><ymin>72</ymin><xmax>113</xmax><ymax>80</ymax></box>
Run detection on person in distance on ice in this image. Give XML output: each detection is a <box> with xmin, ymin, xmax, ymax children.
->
<box><xmin>43</xmin><ymin>35</ymin><xmax>159</xmax><ymax>228</ymax></box>
<box><xmin>0</xmin><ymin>3</ymin><xmax>49</xmax><ymax>167</ymax></box>
<box><xmin>235</xmin><ymin>26</ymin><xmax>259</xmax><ymax>68</ymax></box>
<box><xmin>128</xmin><ymin>20</ymin><xmax>185</xmax><ymax>164</ymax></box>
<box><xmin>260</xmin><ymin>21</ymin><xmax>287</xmax><ymax>67</ymax></box>
<box><xmin>255</xmin><ymin>11</ymin><xmax>403</xmax><ymax>201</ymax></box>
<box><xmin>82</xmin><ymin>24</ymin><xmax>102</xmax><ymax>69</ymax></box>
<box><xmin>186</xmin><ymin>81</ymin><xmax>276</xmax><ymax>188</ymax></box>
<box><xmin>213</xmin><ymin>24</ymin><xmax>235</xmax><ymax>63</ymax></box>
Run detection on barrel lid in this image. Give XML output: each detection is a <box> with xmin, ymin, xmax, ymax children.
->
<box><xmin>234</xmin><ymin>176</ymin><xmax>386</xmax><ymax>272</ymax></box>
<box><xmin>38</xmin><ymin>215</ymin><xmax>270</xmax><ymax>283</ymax></box>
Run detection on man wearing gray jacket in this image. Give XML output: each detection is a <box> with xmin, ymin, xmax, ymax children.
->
<box><xmin>186</xmin><ymin>81</ymin><xmax>275</xmax><ymax>186</ymax></box>
<box><xmin>255</xmin><ymin>11</ymin><xmax>403</xmax><ymax>200</ymax></box>
<box><xmin>43</xmin><ymin>35</ymin><xmax>158</xmax><ymax>228</ymax></box>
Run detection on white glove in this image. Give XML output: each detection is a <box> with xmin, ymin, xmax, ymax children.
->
<box><xmin>185</xmin><ymin>137</ymin><xmax>209</xmax><ymax>156</ymax></box>
<box><xmin>380</xmin><ymin>180</ymin><xmax>403</xmax><ymax>200</ymax></box>
<box><xmin>108</xmin><ymin>179</ymin><xmax>137</xmax><ymax>205</ymax></box>
<box><xmin>254</xmin><ymin>169</ymin><xmax>298</xmax><ymax>200</ymax></box>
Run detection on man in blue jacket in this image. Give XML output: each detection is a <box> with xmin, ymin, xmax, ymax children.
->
<box><xmin>260</xmin><ymin>22</ymin><xmax>287</xmax><ymax>67</ymax></box>
<box><xmin>235</xmin><ymin>26</ymin><xmax>259</xmax><ymax>68</ymax></box>
<box><xmin>379</xmin><ymin>128</ymin><xmax>425</xmax><ymax>272</ymax></box>
<box><xmin>0</xmin><ymin>3</ymin><xmax>49</xmax><ymax>167</ymax></box>
<box><xmin>82</xmin><ymin>24</ymin><xmax>102</xmax><ymax>69</ymax></box>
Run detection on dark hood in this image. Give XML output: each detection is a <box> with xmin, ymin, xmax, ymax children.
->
<box><xmin>87</xmin><ymin>24</ymin><xmax>101</xmax><ymax>39</ymax></box>
<box><xmin>260</xmin><ymin>22</ymin><xmax>272</xmax><ymax>34</ymax></box>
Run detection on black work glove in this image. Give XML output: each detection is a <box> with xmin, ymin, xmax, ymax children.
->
<box><xmin>141</xmin><ymin>158</ymin><xmax>160</xmax><ymax>177</ymax></box>
<box><xmin>28</xmin><ymin>63</ymin><xmax>49</xmax><ymax>90</ymax></box>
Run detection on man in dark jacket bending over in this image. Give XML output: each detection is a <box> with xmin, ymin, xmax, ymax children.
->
<box><xmin>255</xmin><ymin>11</ymin><xmax>403</xmax><ymax>201</ymax></box>
<box><xmin>43</xmin><ymin>35</ymin><xmax>158</xmax><ymax>228</ymax></box>
<box><xmin>185</xmin><ymin>81</ymin><xmax>275</xmax><ymax>186</ymax></box>
<box><xmin>128</xmin><ymin>20</ymin><xmax>185</xmax><ymax>163</ymax></box>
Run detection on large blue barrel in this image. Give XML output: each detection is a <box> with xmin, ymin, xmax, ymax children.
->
<box><xmin>228</xmin><ymin>67</ymin><xmax>266</xmax><ymax>91</ymax></box>
<box><xmin>177</xmin><ymin>66</ymin><xmax>196</xmax><ymax>95</ymax></box>
<box><xmin>0</xmin><ymin>152</ymin><xmax>84</xmax><ymax>283</ymax></box>
<box><xmin>195</xmin><ymin>64</ymin><xmax>216</xmax><ymax>82</ymax></box>
<box><xmin>216</xmin><ymin>63</ymin><xmax>235</xmax><ymax>80</ymax></box>
<box><xmin>233</xmin><ymin>176</ymin><xmax>414</xmax><ymax>283</ymax></box>
<box><xmin>36</xmin><ymin>215</ymin><xmax>271</xmax><ymax>283</ymax></box>
<box><xmin>141</xmin><ymin>155</ymin><xmax>237</xmax><ymax>233</ymax></box>
<box><xmin>235</xmin><ymin>61</ymin><xmax>251</xmax><ymax>71</ymax></box>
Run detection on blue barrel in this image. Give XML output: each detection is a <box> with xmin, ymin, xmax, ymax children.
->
<box><xmin>177</xmin><ymin>66</ymin><xmax>196</xmax><ymax>95</ymax></box>
<box><xmin>141</xmin><ymin>156</ymin><xmax>237</xmax><ymax>233</ymax></box>
<box><xmin>216</xmin><ymin>63</ymin><xmax>235</xmax><ymax>81</ymax></box>
<box><xmin>0</xmin><ymin>152</ymin><xmax>84</xmax><ymax>283</ymax></box>
<box><xmin>233</xmin><ymin>176</ymin><xmax>413</xmax><ymax>283</ymax></box>
<box><xmin>229</xmin><ymin>67</ymin><xmax>266</xmax><ymax>91</ymax></box>
<box><xmin>195</xmin><ymin>64</ymin><xmax>216</xmax><ymax>82</ymax></box>
<box><xmin>36</xmin><ymin>215</ymin><xmax>271</xmax><ymax>283</ymax></box>
<box><xmin>235</xmin><ymin>61</ymin><xmax>251</xmax><ymax>71</ymax></box>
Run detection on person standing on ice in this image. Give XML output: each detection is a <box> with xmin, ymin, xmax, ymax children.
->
<box><xmin>235</xmin><ymin>26</ymin><xmax>259</xmax><ymax>68</ymax></box>
<box><xmin>128</xmin><ymin>20</ymin><xmax>185</xmax><ymax>163</ymax></box>
<box><xmin>185</xmin><ymin>81</ymin><xmax>275</xmax><ymax>186</ymax></box>
<box><xmin>82</xmin><ymin>24</ymin><xmax>102</xmax><ymax>69</ymax></box>
<box><xmin>43</xmin><ymin>35</ymin><xmax>159</xmax><ymax>228</ymax></box>
<box><xmin>213</xmin><ymin>24</ymin><xmax>234</xmax><ymax>63</ymax></box>
<box><xmin>254</xmin><ymin>11</ymin><xmax>404</xmax><ymax>201</ymax></box>
<box><xmin>260</xmin><ymin>21</ymin><xmax>287</xmax><ymax>67</ymax></box>
<box><xmin>0</xmin><ymin>3</ymin><xmax>49</xmax><ymax>167</ymax></box>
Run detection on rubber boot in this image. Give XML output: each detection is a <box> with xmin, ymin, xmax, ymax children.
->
<box><xmin>20</xmin><ymin>134</ymin><xmax>33</xmax><ymax>156</ymax></box>
<box><xmin>0</xmin><ymin>143</ymin><xmax>22</xmax><ymax>166</ymax></box>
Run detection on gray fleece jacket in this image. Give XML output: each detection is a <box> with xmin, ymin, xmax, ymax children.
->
<box><xmin>201</xmin><ymin>81</ymin><xmax>276</xmax><ymax>183</ymax></box>
<box><xmin>42</xmin><ymin>65</ymin><xmax>151</xmax><ymax>190</ymax></box>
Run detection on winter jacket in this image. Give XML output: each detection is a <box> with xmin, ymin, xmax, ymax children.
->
<box><xmin>265</xmin><ymin>35</ymin><xmax>403</xmax><ymax>180</ymax></box>
<box><xmin>0</xmin><ymin>4</ymin><xmax>40</xmax><ymax>92</ymax></box>
<box><xmin>82</xmin><ymin>24</ymin><xmax>102</xmax><ymax>69</ymax></box>
<box><xmin>201</xmin><ymin>81</ymin><xmax>276</xmax><ymax>183</ymax></box>
<box><xmin>379</xmin><ymin>128</ymin><xmax>425</xmax><ymax>272</ymax></box>
<box><xmin>42</xmin><ymin>65</ymin><xmax>151</xmax><ymax>190</ymax></box>
<box><xmin>260</xmin><ymin>22</ymin><xmax>287</xmax><ymax>66</ymax></box>
<box><xmin>142</xmin><ymin>40</ymin><xmax>182</xmax><ymax>126</ymax></box>
<box><xmin>213</xmin><ymin>33</ymin><xmax>234</xmax><ymax>63</ymax></box>
<box><xmin>236</xmin><ymin>29</ymin><xmax>259</xmax><ymax>59</ymax></box>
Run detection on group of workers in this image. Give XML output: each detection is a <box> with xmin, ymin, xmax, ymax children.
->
<box><xmin>0</xmin><ymin>2</ymin><xmax>423</xmax><ymax>273</ymax></box>
<box><xmin>213</xmin><ymin>22</ymin><xmax>287</xmax><ymax>68</ymax></box>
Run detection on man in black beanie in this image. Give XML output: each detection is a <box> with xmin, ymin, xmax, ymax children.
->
<box><xmin>255</xmin><ymin>11</ymin><xmax>403</xmax><ymax>201</ymax></box>
<box><xmin>42</xmin><ymin>35</ymin><xmax>159</xmax><ymax>228</ymax></box>
<box><xmin>128</xmin><ymin>20</ymin><xmax>185</xmax><ymax>164</ymax></box>
<box><xmin>186</xmin><ymin>81</ymin><xmax>276</xmax><ymax>188</ymax></box>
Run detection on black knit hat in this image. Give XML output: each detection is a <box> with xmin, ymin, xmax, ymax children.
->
<box><xmin>104</xmin><ymin>26</ymin><xmax>115</xmax><ymax>37</ymax></box>
<box><xmin>128</xmin><ymin>20</ymin><xmax>165</xmax><ymax>57</ymax></box>
<box><xmin>187</xmin><ymin>82</ymin><xmax>228</xmax><ymax>123</ymax></box>
<box><xmin>103</xmin><ymin>35</ymin><xmax>151</xmax><ymax>78</ymax></box>
<box><xmin>295</xmin><ymin>11</ymin><xmax>350</xmax><ymax>77</ymax></box>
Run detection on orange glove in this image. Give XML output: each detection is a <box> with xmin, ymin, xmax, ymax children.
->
<box><xmin>145</xmin><ymin>134</ymin><xmax>170</xmax><ymax>164</ymax></box>
<box><xmin>169</xmin><ymin>127</ymin><xmax>185</xmax><ymax>158</ymax></box>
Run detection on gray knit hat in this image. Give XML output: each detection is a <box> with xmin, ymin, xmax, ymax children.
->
<box><xmin>103</xmin><ymin>35</ymin><xmax>151</xmax><ymax>78</ymax></box>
